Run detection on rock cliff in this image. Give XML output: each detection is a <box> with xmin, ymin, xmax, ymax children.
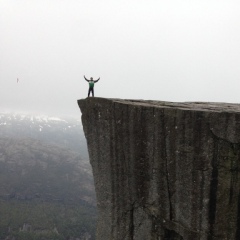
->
<box><xmin>78</xmin><ymin>97</ymin><xmax>240</xmax><ymax>240</ymax></box>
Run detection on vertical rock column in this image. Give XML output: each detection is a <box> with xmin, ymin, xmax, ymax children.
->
<box><xmin>78</xmin><ymin>98</ymin><xmax>240</xmax><ymax>240</ymax></box>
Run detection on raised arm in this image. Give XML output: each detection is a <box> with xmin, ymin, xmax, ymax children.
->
<box><xmin>84</xmin><ymin>75</ymin><xmax>89</xmax><ymax>82</ymax></box>
<box><xmin>94</xmin><ymin>77</ymin><xmax>100</xmax><ymax>83</ymax></box>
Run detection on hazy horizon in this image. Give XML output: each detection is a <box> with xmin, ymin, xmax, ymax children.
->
<box><xmin>1</xmin><ymin>0</ymin><xmax>240</xmax><ymax>117</ymax></box>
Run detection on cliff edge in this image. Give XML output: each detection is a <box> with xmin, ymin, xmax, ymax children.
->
<box><xmin>78</xmin><ymin>97</ymin><xmax>240</xmax><ymax>240</ymax></box>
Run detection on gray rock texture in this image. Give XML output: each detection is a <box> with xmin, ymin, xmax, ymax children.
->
<box><xmin>78</xmin><ymin>97</ymin><xmax>240</xmax><ymax>240</ymax></box>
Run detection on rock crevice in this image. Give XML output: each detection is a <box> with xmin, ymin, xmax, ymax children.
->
<box><xmin>78</xmin><ymin>97</ymin><xmax>240</xmax><ymax>240</ymax></box>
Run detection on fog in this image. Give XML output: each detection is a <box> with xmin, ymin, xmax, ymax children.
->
<box><xmin>1</xmin><ymin>0</ymin><xmax>240</xmax><ymax>117</ymax></box>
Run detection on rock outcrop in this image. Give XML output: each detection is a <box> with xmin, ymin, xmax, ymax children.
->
<box><xmin>78</xmin><ymin>97</ymin><xmax>240</xmax><ymax>240</ymax></box>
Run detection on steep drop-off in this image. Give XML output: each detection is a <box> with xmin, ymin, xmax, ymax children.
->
<box><xmin>78</xmin><ymin>97</ymin><xmax>240</xmax><ymax>240</ymax></box>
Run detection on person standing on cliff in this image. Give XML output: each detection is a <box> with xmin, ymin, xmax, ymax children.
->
<box><xmin>84</xmin><ymin>75</ymin><xmax>100</xmax><ymax>97</ymax></box>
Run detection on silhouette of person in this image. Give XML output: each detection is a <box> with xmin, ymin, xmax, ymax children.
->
<box><xmin>84</xmin><ymin>75</ymin><xmax>100</xmax><ymax>97</ymax></box>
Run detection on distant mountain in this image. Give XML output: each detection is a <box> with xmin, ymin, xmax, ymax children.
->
<box><xmin>0</xmin><ymin>112</ymin><xmax>88</xmax><ymax>159</ymax></box>
<box><xmin>0</xmin><ymin>137</ymin><xmax>94</xmax><ymax>204</ymax></box>
<box><xmin>0</xmin><ymin>113</ymin><xmax>96</xmax><ymax>240</ymax></box>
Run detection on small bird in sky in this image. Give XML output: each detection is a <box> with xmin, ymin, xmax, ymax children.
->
<box><xmin>17</xmin><ymin>78</ymin><xmax>19</xmax><ymax>83</ymax></box>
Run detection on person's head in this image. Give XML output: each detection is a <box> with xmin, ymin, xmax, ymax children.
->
<box><xmin>90</xmin><ymin>77</ymin><xmax>93</xmax><ymax>80</ymax></box>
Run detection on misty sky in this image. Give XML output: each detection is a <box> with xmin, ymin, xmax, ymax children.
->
<box><xmin>1</xmin><ymin>0</ymin><xmax>240</xmax><ymax>117</ymax></box>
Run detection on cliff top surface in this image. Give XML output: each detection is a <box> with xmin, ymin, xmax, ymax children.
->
<box><xmin>78</xmin><ymin>97</ymin><xmax>240</xmax><ymax>113</ymax></box>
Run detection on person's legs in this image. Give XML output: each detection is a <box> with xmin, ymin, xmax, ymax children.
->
<box><xmin>88</xmin><ymin>87</ymin><xmax>94</xmax><ymax>97</ymax></box>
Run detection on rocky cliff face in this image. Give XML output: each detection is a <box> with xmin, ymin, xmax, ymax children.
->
<box><xmin>78</xmin><ymin>97</ymin><xmax>240</xmax><ymax>240</ymax></box>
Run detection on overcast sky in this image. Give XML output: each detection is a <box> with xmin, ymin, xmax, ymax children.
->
<box><xmin>1</xmin><ymin>0</ymin><xmax>240</xmax><ymax>117</ymax></box>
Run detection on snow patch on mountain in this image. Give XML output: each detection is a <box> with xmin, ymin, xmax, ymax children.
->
<box><xmin>0</xmin><ymin>113</ymin><xmax>82</xmax><ymax>129</ymax></box>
